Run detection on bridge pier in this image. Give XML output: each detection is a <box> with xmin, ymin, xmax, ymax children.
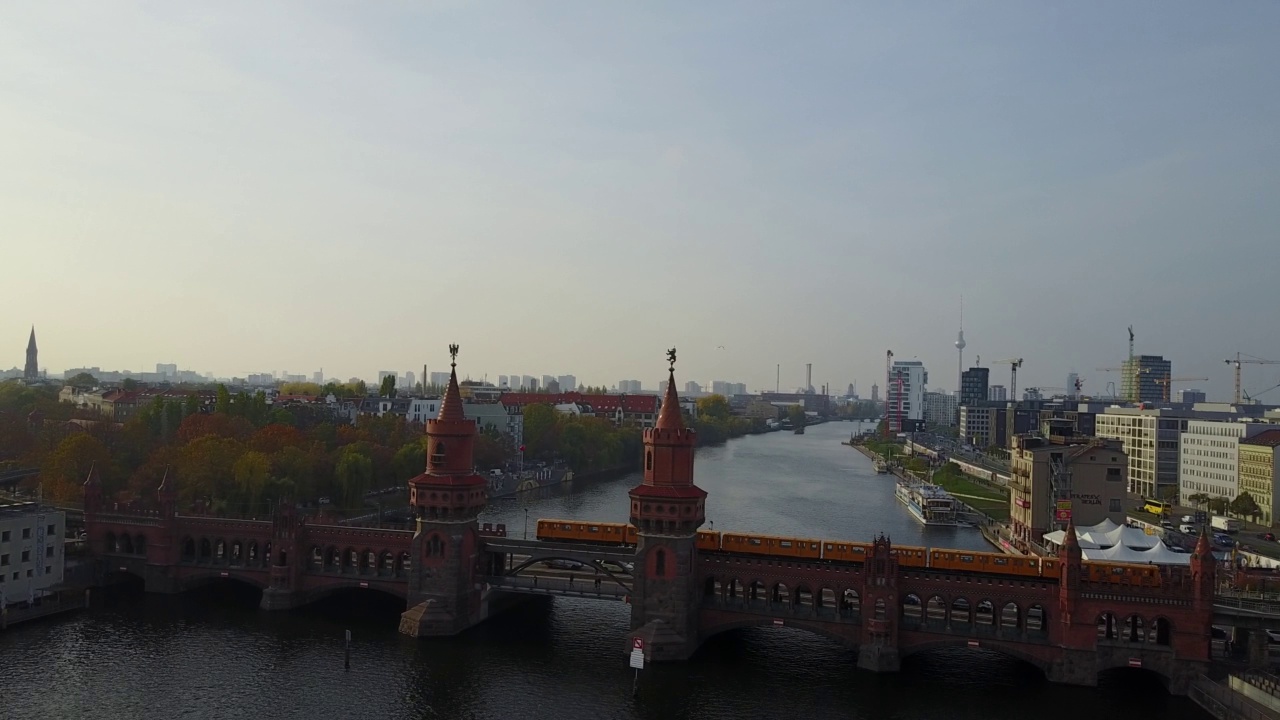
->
<box><xmin>259</xmin><ymin>588</ymin><xmax>303</xmax><ymax>611</ymax></box>
<box><xmin>856</xmin><ymin>642</ymin><xmax>900</xmax><ymax>673</ymax></box>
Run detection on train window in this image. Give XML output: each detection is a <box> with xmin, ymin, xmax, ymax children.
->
<box><xmin>589</xmin><ymin>526</ymin><xmax>600</xmax><ymax>532</ymax></box>
<box><xmin>825</xmin><ymin>544</ymin><xmax>833</xmax><ymax>551</ymax></box>
<box><xmin>749</xmin><ymin>538</ymin><xmax>762</xmax><ymax>546</ymax></box>
<box><xmin>1112</xmin><ymin>568</ymin><xmax>1123</xmax><ymax>575</ymax></box>
<box><xmin>993</xmin><ymin>558</ymin><xmax>1008</xmax><ymax>565</ymax></box>
<box><xmin>811</xmin><ymin>543</ymin><xmax>818</xmax><ymax>549</ymax></box>
<box><xmin>779</xmin><ymin>540</ymin><xmax>792</xmax><ymax>548</ymax></box>
<box><xmin>960</xmin><ymin>555</ymin><xmax>974</xmax><ymax>563</ymax></box>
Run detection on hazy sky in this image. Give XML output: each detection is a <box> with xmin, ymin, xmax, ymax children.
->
<box><xmin>4</xmin><ymin>3</ymin><xmax>1279</xmax><ymax>399</ymax></box>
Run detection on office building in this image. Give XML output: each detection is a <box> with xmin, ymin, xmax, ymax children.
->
<box><xmin>0</xmin><ymin>503</ymin><xmax>65</xmax><ymax>606</ymax></box>
<box><xmin>1008</xmin><ymin>436</ymin><xmax>1127</xmax><ymax>546</ymax></box>
<box><xmin>1066</xmin><ymin>372</ymin><xmax>1079</xmax><ymax>399</ymax></box>
<box><xmin>618</xmin><ymin>380</ymin><xmax>642</xmax><ymax>393</ymax></box>
<box><xmin>923</xmin><ymin>391</ymin><xmax>958</xmax><ymax>428</ymax></box>
<box><xmin>870</xmin><ymin>384</ymin><xmax>879</xmax><ymax>403</ymax></box>
<box><xmin>989</xmin><ymin>385</ymin><xmax>1008</xmax><ymax>402</ymax></box>
<box><xmin>498</xmin><ymin>375</ymin><xmax>510</xmax><ymax>388</ymax></box>
<box><xmin>429</xmin><ymin>372</ymin><xmax>452</xmax><ymax>388</ymax></box>
<box><xmin>1121</xmin><ymin>355</ymin><xmax>1172</xmax><ymax>404</ymax></box>
<box><xmin>1178</xmin><ymin>420</ymin><xmax>1273</xmax><ymax>505</ymax></box>
<box><xmin>1239</xmin><ymin>430</ymin><xmax>1280</xmax><ymax>526</ymax></box>
<box><xmin>558</xmin><ymin>375</ymin><xmax>577</xmax><ymax>392</ymax></box>
<box><xmin>960</xmin><ymin>405</ymin><xmax>1006</xmax><ymax>449</ymax></box>
<box><xmin>960</xmin><ymin>367</ymin><xmax>990</xmax><ymax>408</ymax></box>
<box><xmin>684</xmin><ymin>381</ymin><xmax>702</xmax><ymax>394</ymax></box>
<box><xmin>1095</xmin><ymin>407</ymin><xmax>1189</xmax><ymax>499</ymax></box>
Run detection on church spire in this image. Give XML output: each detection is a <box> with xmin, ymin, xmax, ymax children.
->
<box><xmin>24</xmin><ymin>326</ymin><xmax>38</xmax><ymax>380</ymax></box>
<box><xmin>437</xmin><ymin>343</ymin><xmax>465</xmax><ymax>423</ymax></box>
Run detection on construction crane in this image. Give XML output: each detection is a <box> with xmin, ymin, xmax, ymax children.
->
<box><xmin>1024</xmin><ymin>386</ymin><xmax>1066</xmax><ymax>398</ymax></box>
<box><xmin>1225</xmin><ymin>352</ymin><xmax>1280</xmax><ymax>405</ymax></box>
<box><xmin>1244</xmin><ymin>381</ymin><xmax>1280</xmax><ymax>403</ymax></box>
<box><xmin>991</xmin><ymin>358</ymin><xmax>1023</xmax><ymax>399</ymax></box>
<box><xmin>1152</xmin><ymin>377</ymin><xmax>1209</xmax><ymax>403</ymax></box>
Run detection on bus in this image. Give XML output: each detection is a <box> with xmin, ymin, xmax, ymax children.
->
<box><xmin>1144</xmin><ymin>499</ymin><xmax>1172</xmax><ymax>517</ymax></box>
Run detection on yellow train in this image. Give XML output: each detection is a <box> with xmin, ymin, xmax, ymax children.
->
<box><xmin>534</xmin><ymin>519</ymin><xmax>1152</xmax><ymax>585</ymax></box>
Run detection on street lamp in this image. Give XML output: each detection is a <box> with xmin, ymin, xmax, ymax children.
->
<box><xmin>524</xmin><ymin>508</ymin><xmax>529</xmax><ymax>540</ymax></box>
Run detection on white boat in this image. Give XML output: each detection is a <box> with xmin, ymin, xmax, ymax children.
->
<box><xmin>873</xmin><ymin>460</ymin><xmax>889</xmax><ymax>474</ymax></box>
<box><xmin>895</xmin><ymin>478</ymin><xmax>964</xmax><ymax>526</ymax></box>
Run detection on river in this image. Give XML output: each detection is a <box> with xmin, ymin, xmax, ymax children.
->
<box><xmin>2</xmin><ymin>421</ymin><xmax>1208</xmax><ymax>719</ymax></box>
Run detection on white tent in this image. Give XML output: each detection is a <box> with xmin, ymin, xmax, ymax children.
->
<box><xmin>1083</xmin><ymin>524</ymin><xmax>1160</xmax><ymax>550</ymax></box>
<box><xmin>1042</xmin><ymin>529</ymin><xmax>1101</xmax><ymax>549</ymax></box>
<box><xmin>1082</xmin><ymin>542</ymin><xmax>1190</xmax><ymax>566</ymax></box>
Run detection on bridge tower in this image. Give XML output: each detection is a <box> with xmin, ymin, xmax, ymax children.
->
<box><xmin>261</xmin><ymin>499</ymin><xmax>305</xmax><ymax>609</ymax></box>
<box><xmin>857</xmin><ymin>534</ymin><xmax>901</xmax><ymax>672</ymax></box>
<box><xmin>400</xmin><ymin>345</ymin><xmax>489</xmax><ymax>637</ymax></box>
<box><xmin>628</xmin><ymin>349</ymin><xmax>707</xmax><ymax>661</ymax></box>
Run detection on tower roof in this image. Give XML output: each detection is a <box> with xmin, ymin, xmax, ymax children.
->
<box><xmin>1062</xmin><ymin>520</ymin><xmax>1079</xmax><ymax>550</ymax></box>
<box><xmin>436</xmin><ymin>345</ymin><xmax>466</xmax><ymax>423</ymax></box>
<box><xmin>83</xmin><ymin>462</ymin><xmax>101</xmax><ymax>487</ymax></box>
<box><xmin>27</xmin><ymin>326</ymin><xmax>36</xmax><ymax>351</ymax></box>
<box><xmin>1192</xmin><ymin>526</ymin><xmax>1212</xmax><ymax>560</ymax></box>
<box><xmin>656</xmin><ymin>368</ymin><xmax>684</xmax><ymax>430</ymax></box>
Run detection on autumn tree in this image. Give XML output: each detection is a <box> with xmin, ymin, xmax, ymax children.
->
<box><xmin>334</xmin><ymin>446</ymin><xmax>373</xmax><ymax>508</ymax></box>
<box><xmin>696</xmin><ymin>394</ymin><xmax>731</xmax><ymax>421</ymax></box>
<box><xmin>64</xmin><ymin>372</ymin><xmax>99</xmax><ymax>389</ymax></box>
<box><xmin>248</xmin><ymin>424</ymin><xmax>306</xmax><ymax>454</ymax></box>
<box><xmin>42</xmin><ymin>433</ymin><xmax>111</xmax><ymax>504</ymax></box>
<box><xmin>379</xmin><ymin>375</ymin><xmax>397</xmax><ymax>398</ymax></box>
<box><xmin>232</xmin><ymin>451</ymin><xmax>272</xmax><ymax>514</ymax></box>
<box><xmin>522</xmin><ymin>403</ymin><xmax>560</xmax><ymax>460</ymax></box>
<box><xmin>215</xmin><ymin>384</ymin><xmax>231</xmax><ymax>414</ymax></box>
<box><xmin>1231</xmin><ymin>492</ymin><xmax>1263</xmax><ymax>522</ymax></box>
<box><xmin>279</xmin><ymin>382</ymin><xmax>324</xmax><ymax>396</ymax></box>
<box><xmin>474</xmin><ymin>427</ymin><xmax>515</xmax><ymax>471</ymax></box>
<box><xmin>392</xmin><ymin>441</ymin><xmax>425</xmax><ymax>480</ymax></box>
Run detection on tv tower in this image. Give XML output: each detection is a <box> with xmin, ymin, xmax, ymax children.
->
<box><xmin>955</xmin><ymin>295</ymin><xmax>966</xmax><ymax>395</ymax></box>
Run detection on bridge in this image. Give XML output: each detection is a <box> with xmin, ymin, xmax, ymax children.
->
<box><xmin>78</xmin><ymin>352</ymin><xmax>1244</xmax><ymax>695</ymax></box>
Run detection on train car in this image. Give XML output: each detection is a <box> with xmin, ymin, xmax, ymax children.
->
<box><xmin>1083</xmin><ymin>562</ymin><xmax>1162</xmax><ymax>587</ymax></box>
<box><xmin>720</xmin><ymin>533</ymin><xmax>822</xmax><ymax>560</ymax></box>
<box><xmin>820</xmin><ymin>540</ymin><xmax>872</xmax><ymax>563</ymax></box>
<box><xmin>624</xmin><ymin>524</ymin><xmax>638</xmax><ymax>546</ymax></box>
<box><xmin>1039</xmin><ymin>558</ymin><xmax>1059</xmax><ymax>577</ymax></box>
<box><xmin>891</xmin><ymin>545</ymin><xmax>929</xmax><ymax>568</ymax></box>
<box><xmin>696</xmin><ymin>529</ymin><xmax>721</xmax><ymax>552</ymax></box>
<box><xmin>928</xmin><ymin>549</ymin><xmax>1045</xmax><ymax>578</ymax></box>
<box><xmin>536</xmin><ymin>519</ymin><xmax>634</xmax><ymax>546</ymax></box>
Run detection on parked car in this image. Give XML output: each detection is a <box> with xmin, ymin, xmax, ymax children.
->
<box><xmin>1181</xmin><ymin>515</ymin><xmax>1196</xmax><ymax>524</ymax></box>
<box><xmin>1262</xmin><ymin>532</ymin><xmax>1277</xmax><ymax>542</ymax></box>
<box><xmin>1214</xmin><ymin>534</ymin><xmax>1235</xmax><ymax>547</ymax></box>
<box><xmin>600</xmin><ymin>560</ymin><xmax>634</xmax><ymax>574</ymax></box>
<box><xmin>1179</xmin><ymin>524</ymin><xmax>1196</xmax><ymax>535</ymax></box>
<box><xmin>1268</xmin><ymin>630</ymin><xmax>1280</xmax><ymax>644</ymax></box>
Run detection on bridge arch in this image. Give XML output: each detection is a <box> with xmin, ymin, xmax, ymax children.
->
<box><xmin>748</xmin><ymin>580</ymin><xmax>766</xmax><ymax>602</ymax></box>
<box><xmin>925</xmin><ymin>595</ymin><xmax>946</xmax><ymax>628</ymax></box>
<box><xmin>1150</xmin><ymin>616</ymin><xmax>1172</xmax><ymax>646</ymax></box>
<box><xmin>181</xmin><ymin>536</ymin><xmax>196</xmax><ymax>561</ymax></box>
<box><xmin>199</xmin><ymin>537</ymin><xmax>212</xmax><ymax>563</ymax></box>
<box><xmin>771</xmin><ymin>582</ymin><xmax>789</xmax><ymax>606</ymax></box>
<box><xmin>698</xmin><ymin>617</ymin><xmax>859</xmax><ymax>650</ymax></box>
<box><xmin>950</xmin><ymin>597</ymin><xmax>971</xmax><ymax>626</ymax></box>
<box><xmin>975</xmin><ymin>599</ymin><xmax>995</xmax><ymax>627</ymax></box>
<box><xmin>178</xmin><ymin>571</ymin><xmax>268</xmax><ymax>592</ymax></box>
<box><xmin>901</xmin><ymin>593</ymin><xmax>923</xmax><ymax>627</ymax></box>
<box><xmin>900</xmin><ymin>639</ymin><xmax>1051</xmax><ymax>675</ymax></box>
<box><xmin>1000</xmin><ymin>602</ymin><xmax>1020</xmax><ymax>630</ymax></box>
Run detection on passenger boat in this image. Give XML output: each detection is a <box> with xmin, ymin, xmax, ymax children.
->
<box><xmin>873</xmin><ymin>460</ymin><xmax>889</xmax><ymax>474</ymax></box>
<box><xmin>895</xmin><ymin>478</ymin><xmax>964</xmax><ymax>526</ymax></box>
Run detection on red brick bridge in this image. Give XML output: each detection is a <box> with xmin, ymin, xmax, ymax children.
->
<box><xmin>82</xmin><ymin>352</ymin><xmax>1218</xmax><ymax>694</ymax></box>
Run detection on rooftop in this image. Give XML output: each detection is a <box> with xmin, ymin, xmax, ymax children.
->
<box><xmin>1242</xmin><ymin>429</ymin><xmax>1280</xmax><ymax>448</ymax></box>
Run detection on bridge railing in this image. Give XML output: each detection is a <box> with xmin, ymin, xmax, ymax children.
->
<box><xmin>485</xmin><ymin>574</ymin><xmax>628</xmax><ymax>599</ymax></box>
<box><xmin>1191</xmin><ymin>675</ymin><xmax>1276</xmax><ymax>720</ymax></box>
<box><xmin>703</xmin><ymin>595</ymin><xmax>856</xmax><ymax>623</ymax></box>
<box><xmin>1215</xmin><ymin>595</ymin><xmax>1280</xmax><ymax>616</ymax></box>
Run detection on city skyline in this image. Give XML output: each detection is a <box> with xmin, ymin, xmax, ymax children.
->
<box><xmin>3</xmin><ymin>4</ymin><xmax>1279</xmax><ymax>400</ymax></box>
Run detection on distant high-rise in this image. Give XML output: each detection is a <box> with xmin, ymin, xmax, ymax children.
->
<box><xmin>1177</xmin><ymin>388</ymin><xmax>1206</xmax><ymax>404</ymax></box>
<box><xmin>870</xmin><ymin>383</ymin><xmax>879</xmax><ymax>403</ymax></box>
<box><xmin>960</xmin><ymin>367</ymin><xmax>989</xmax><ymax>407</ymax></box>
<box><xmin>23</xmin><ymin>326</ymin><xmax>38</xmax><ymax>380</ymax></box>
<box><xmin>1066</xmin><ymin>372</ymin><xmax>1079</xmax><ymax>399</ymax></box>
<box><xmin>684</xmin><ymin>380</ymin><xmax>702</xmax><ymax>394</ymax></box>
<box><xmin>989</xmin><ymin>385</ymin><xmax>1008</xmax><ymax>402</ymax></box>
<box><xmin>498</xmin><ymin>374</ymin><xmax>509</xmax><ymax>388</ymax></box>
<box><xmin>313</xmin><ymin>370</ymin><xmax>324</xmax><ymax>385</ymax></box>
<box><xmin>1121</xmin><ymin>355</ymin><xmax>1172</xmax><ymax>404</ymax></box>
<box><xmin>887</xmin><ymin>360</ymin><xmax>927</xmax><ymax>431</ymax></box>
<box><xmin>558</xmin><ymin>375</ymin><xmax>576</xmax><ymax>392</ymax></box>
<box><xmin>618</xmin><ymin>380</ymin><xmax>642</xmax><ymax>393</ymax></box>
<box><xmin>521</xmin><ymin>375</ymin><xmax>536</xmax><ymax>391</ymax></box>
<box><xmin>156</xmin><ymin>362</ymin><xmax>177</xmax><ymax>378</ymax></box>
<box><xmin>404</xmin><ymin>371</ymin><xmax>415</xmax><ymax>389</ymax></box>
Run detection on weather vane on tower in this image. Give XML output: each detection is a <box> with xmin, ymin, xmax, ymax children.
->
<box><xmin>449</xmin><ymin>344</ymin><xmax>459</xmax><ymax>368</ymax></box>
<box><xmin>667</xmin><ymin>347</ymin><xmax>677</xmax><ymax>372</ymax></box>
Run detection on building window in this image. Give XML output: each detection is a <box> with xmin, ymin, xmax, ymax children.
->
<box><xmin>0</xmin><ymin>554</ymin><xmax>7</xmax><ymax>566</ymax></box>
<box><xmin>1</xmin><ymin>530</ymin><xmax>8</xmax><ymax>542</ymax></box>
<box><xmin>22</xmin><ymin>528</ymin><xmax>30</xmax><ymax>539</ymax></box>
<box><xmin>1110</xmin><ymin>499</ymin><xmax>1122</xmax><ymax>512</ymax></box>
<box><xmin>47</xmin><ymin>524</ymin><xmax>55</xmax><ymax>535</ymax></box>
<box><xmin>21</xmin><ymin>550</ymin><xmax>29</xmax><ymax>562</ymax></box>
<box><xmin>46</xmin><ymin>546</ymin><xmax>54</xmax><ymax>557</ymax></box>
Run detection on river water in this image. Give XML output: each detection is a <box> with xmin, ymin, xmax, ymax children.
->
<box><xmin>2</xmin><ymin>421</ymin><xmax>1208</xmax><ymax>720</ymax></box>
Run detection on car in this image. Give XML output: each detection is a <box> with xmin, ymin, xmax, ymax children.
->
<box><xmin>1262</xmin><ymin>532</ymin><xmax>1276</xmax><ymax>542</ymax></box>
<box><xmin>600</xmin><ymin>560</ymin><xmax>633</xmax><ymax>574</ymax></box>
<box><xmin>542</xmin><ymin>559</ymin><xmax>585</xmax><ymax>571</ymax></box>
<box><xmin>1212</xmin><ymin>626</ymin><xmax>1228</xmax><ymax>640</ymax></box>
<box><xmin>1181</xmin><ymin>515</ymin><xmax>1195</xmax><ymax>524</ymax></box>
<box><xmin>1179</xmin><ymin>524</ymin><xmax>1196</xmax><ymax>534</ymax></box>
<box><xmin>1215</xmin><ymin>535</ymin><xmax>1235</xmax><ymax>548</ymax></box>
<box><xmin>1268</xmin><ymin>630</ymin><xmax>1280</xmax><ymax>645</ymax></box>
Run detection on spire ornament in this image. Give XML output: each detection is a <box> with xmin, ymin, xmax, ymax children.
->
<box><xmin>449</xmin><ymin>344</ymin><xmax>459</xmax><ymax>368</ymax></box>
<box><xmin>667</xmin><ymin>347</ymin><xmax>677</xmax><ymax>372</ymax></box>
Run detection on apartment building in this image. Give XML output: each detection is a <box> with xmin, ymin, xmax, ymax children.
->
<box><xmin>1008</xmin><ymin>436</ymin><xmax>1127</xmax><ymax>546</ymax></box>
<box><xmin>1095</xmin><ymin>407</ymin><xmax>1189</xmax><ymax>499</ymax></box>
<box><xmin>0</xmin><ymin>503</ymin><xmax>65</xmax><ymax>606</ymax></box>
<box><xmin>1178</xmin><ymin>420</ymin><xmax>1273</xmax><ymax>504</ymax></box>
<box><xmin>1240</xmin><ymin>430</ymin><xmax>1280</xmax><ymax>526</ymax></box>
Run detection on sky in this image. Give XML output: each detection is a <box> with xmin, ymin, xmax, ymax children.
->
<box><xmin>3</xmin><ymin>3</ymin><xmax>1279</xmax><ymax>400</ymax></box>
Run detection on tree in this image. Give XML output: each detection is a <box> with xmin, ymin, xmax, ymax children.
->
<box><xmin>1208</xmin><ymin>497</ymin><xmax>1230</xmax><ymax>515</ymax></box>
<box><xmin>522</xmin><ymin>403</ymin><xmax>560</xmax><ymax>460</ymax></box>
<box><xmin>184</xmin><ymin>392</ymin><xmax>201</xmax><ymax>417</ymax></box>
<box><xmin>279</xmin><ymin>382</ymin><xmax>323</xmax><ymax>396</ymax></box>
<box><xmin>215</xmin><ymin>384</ymin><xmax>231</xmax><ymax>414</ymax></box>
<box><xmin>696</xmin><ymin>394</ymin><xmax>731</xmax><ymax>422</ymax></box>
<box><xmin>334</xmin><ymin>446</ymin><xmax>373</xmax><ymax>508</ymax></box>
<box><xmin>64</xmin><ymin>372</ymin><xmax>99</xmax><ymax>389</ymax></box>
<box><xmin>1231</xmin><ymin>492</ymin><xmax>1263</xmax><ymax>522</ymax></box>
<box><xmin>1158</xmin><ymin>485</ymin><xmax>1179</xmax><ymax>502</ymax></box>
<box><xmin>121</xmin><ymin>378</ymin><xmax>139</xmax><ymax>391</ymax></box>
<box><xmin>1187</xmin><ymin>492</ymin><xmax>1210</xmax><ymax>509</ymax></box>
<box><xmin>474</xmin><ymin>428</ymin><xmax>515</xmax><ymax>471</ymax></box>
<box><xmin>232</xmin><ymin>451</ymin><xmax>271</xmax><ymax>514</ymax></box>
<box><xmin>787</xmin><ymin>404</ymin><xmax>806</xmax><ymax>426</ymax></box>
<box><xmin>248</xmin><ymin>424</ymin><xmax>306</xmax><ymax>454</ymax></box>
<box><xmin>42</xmin><ymin>433</ymin><xmax>111</xmax><ymax>504</ymax></box>
<box><xmin>392</xmin><ymin>441</ymin><xmax>425</xmax><ymax>480</ymax></box>
<box><xmin>379</xmin><ymin>375</ymin><xmax>397</xmax><ymax>398</ymax></box>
